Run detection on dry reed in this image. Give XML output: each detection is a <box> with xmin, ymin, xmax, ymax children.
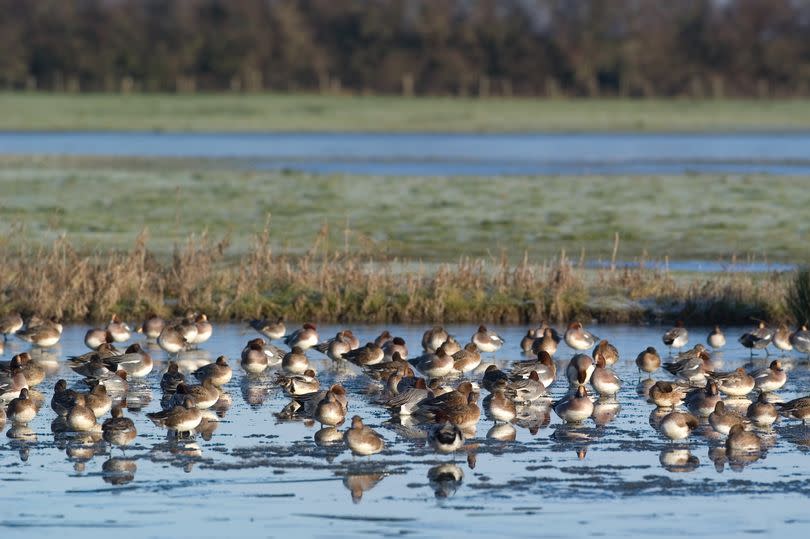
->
<box><xmin>0</xmin><ymin>228</ymin><xmax>793</xmax><ymax>325</ymax></box>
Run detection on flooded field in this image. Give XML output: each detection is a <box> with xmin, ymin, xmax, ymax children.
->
<box><xmin>2</xmin><ymin>324</ymin><xmax>810</xmax><ymax>537</ymax></box>
<box><xmin>2</xmin><ymin>131</ymin><xmax>810</xmax><ymax>175</ymax></box>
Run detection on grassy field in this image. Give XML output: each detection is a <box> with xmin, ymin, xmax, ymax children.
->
<box><xmin>2</xmin><ymin>93</ymin><xmax>810</xmax><ymax>132</ymax></box>
<box><xmin>1</xmin><ymin>156</ymin><xmax>808</xmax><ymax>265</ymax></box>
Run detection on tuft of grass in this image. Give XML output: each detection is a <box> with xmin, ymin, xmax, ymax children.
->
<box><xmin>0</xmin><ymin>230</ymin><xmax>794</xmax><ymax>325</ymax></box>
<box><xmin>787</xmin><ymin>268</ymin><xmax>810</xmax><ymax>325</ymax></box>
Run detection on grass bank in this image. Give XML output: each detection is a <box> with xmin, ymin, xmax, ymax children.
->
<box><xmin>1</xmin><ymin>93</ymin><xmax>810</xmax><ymax>132</ymax></box>
<box><xmin>0</xmin><ymin>232</ymin><xmax>792</xmax><ymax>325</ymax></box>
<box><xmin>1</xmin><ymin>156</ymin><xmax>808</xmax><ymax>264</ymax></box>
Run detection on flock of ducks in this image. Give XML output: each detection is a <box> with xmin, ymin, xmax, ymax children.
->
<box><xmin>3</xmin><ymin>310</ymin><xmax>810</xmax><ymax>482</ymax></box>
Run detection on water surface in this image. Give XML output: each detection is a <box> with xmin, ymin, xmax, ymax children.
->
<box><xmin>2</xmin><ymin>324</ymin><xmax>809</xmax><ymax>537</ymax></box>
<box><xmin>2</xmin><ymin>131</ymin><xmax>810</xmax><ymax>175</ymax></box>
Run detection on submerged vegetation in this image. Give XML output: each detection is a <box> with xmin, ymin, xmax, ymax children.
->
<box><xmin>0</xmin><ymin>229</ymin><xmax>792</xmax><ymax>325</ymax></box>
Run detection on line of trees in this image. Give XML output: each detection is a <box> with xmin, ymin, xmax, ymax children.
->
<box><xmin>2</xmin><ymin>0</ymin><xmax>809</xmax><ymax>97</ymax></box>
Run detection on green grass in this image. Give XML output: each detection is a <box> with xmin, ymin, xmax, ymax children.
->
<box><xmin>2</xmin><ymin>93</ymin><xmax>810</xmax><ymax>132</ymax></box>
<box><xmin>1</xmin><ymin>155</ymin><xmax>809</xmax><ymax>264</ymax></box>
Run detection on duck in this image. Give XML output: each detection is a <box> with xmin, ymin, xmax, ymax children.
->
<box><xmin>0</xmin><ymin>312</ymin><xmax>24</xmax><ymax>341</ymax></box>
<box><xmin>343</xmin><ymin>342</ymin><xmax>385</xmax><ymax>367</ymax></box>
<box><xmin>17</xmin><ymin>318</ymin><xmax>62</xmax><ymax>347</ymax></box>
<box><xmin>240</xmin><ymin>339</ymin><xmax>271</xmax><ymax>374</ymax></box>
<box><xmin>4</xmin><ymin>353</ymin><xmax>45</xmax><ymax>387</ymax></box>
<box><xmin>283</xmin><ymin>323</ymin><xmax>319</xmax><ymax>351</ymax></box>
<box><xmin>373</xmin><ymin>330</ymin><xmax>393</xmax><ymax>348</ymax></box>
<box><xmin>531</xmin><ymin>327</ymin><xmax>559</xmax><ymax>357</ymax></box>
<box><xmin>726</xmin><ymin>424</ymin><xmax>761</xmax><ymax>453</ymax></box>
<box><xmin>0</xmin><ymin>371</ymin><xmax>28</xmax><ymax>401</ymax></box>
<box><xmin>590</xmin><ymin>355</ymin><xmax>621</xmax><ymax>397</ymax></box>
<box><xmin>86</xmin><ymin>383</ymin><xmax>113</xmax><ymax>418</ymax></box>
<box><xmin>414</xmin><ymin>381</ymin><xmax>475</xmax><ymax>421</ymax></box>
<box><xmin>314</xmin><ymin>391</ymin><xmax>346</xmax><ymax>426</ymax></box>
<box><xmin>106</xmin><ymin>314</ymin><xmax>132</xmax><ymax>342</ymax></box>
<box><xmin>592</xmin><ymin>340</ymin><xmax>619</xmax><ymax>367</ymax></box>
<box><xmin>520</xmin><ymin>330</ymin><xmax>535</xmax><ymax>353</ymax></box>
<box><xmin>564</xmin><ymin>322</ymin><xmax>598</xmax><ymax>350</ymax></box>
<box><xmin>635</xmin><ymin>346</ymin><xmax>661</xmax><ymax>375</ymax></box>
<box><xmin>192</xmin><ymin>356</ymin><xmax>233</xmax><ymax>387</ymax></box>
<box><xmin>147</xmin><ymin>396</ymin><xmax>202</xmax><ymax>434</ymax></box>
<box><xmin>276</xmin><ymin>369</ymin><xmax>320</xmax><ymax>396</ymax></box>
<box><xmin>67</xmin><ymin>394</ymin><xmax>98</xmax><ymax>432</ymax></box>
<box><xmin>439</xmin><ymin>336</ymin><xmax>462</xmax><ymax>356</ymax></box>
<box><xmin>553</xmin><ymin>385</ymin><xmax>594</xmax><ymax>423</ymax></box>
<box><xmin>738</xmin><ymin>321</ymin><xmax>773</xmax><ymax>355</ymax></box>
<box><xmin>84</xmin><ymin>329</ymin><xmax>113</xmax><ymax>350</ymax></box>
<box><xmin>382</xmin><ymin>337</ymin><xmax>408</xmax><ymax>361</ymax></box>
<box><xmin>510</xmin><ymin>351</ymin><xmax>556</xmax><ymax>387</ymax></box>
<box><xmin>51</xmin><ymin>379</ymin><xmax>78</xmax><ymax>416</ymax></box>
<box><xmin>483</xmin><ymin>388</ymin><xmax>516</xmax><ymax>423</ymax></box>
<box><xmin>363</xmin><ymin>352</ymin><xmax>412</xmax><ymax>381</ymax></box>
<box><xmin>772</xmin><ymin>325</ymin><xmax>792</xmax><ymax>354</ymax></box>
<box><xmin>190</xmin><ymin>313</ymin><xmax>213</xmax><ymax>345</ymax></box>
<box><xmin>160</xmin><ymin>362</ymin><xmax>186</xmax><ymax>393</ymax></box>
<box><xmin>409</xmin><ymin>344</ymin><xmax>455</xmax><ymax>379</ymax></box>
<box><xmin>452</xmin><ymin>343</ymin><xmax>481</xmax><ymax>375</ymax></box>
<box><xmin>157</xmin><ymin>325</ymin><xmax>187</xmax><ymax>355</ymax></box>
<box><xmin>685</xmin><ymin>381</ymin><xmax>721</xmax><ymax>417</ymax></box>
<box><xmin>102</xmin><ymin>406</ymin><xmax>137</xmax><ymax>447</ymax></box>
<box><xmin>344</xmin><ymin>416</ymin><xmax>385</xmax><ymax>456</ymax></box>
<box><xmin>138</xmin><ymin>314</ymin><xmax>165</xmax><ymax>340</ymax></box>
<box><xmin>747</xmin><ymin>393</ymin><xmax>778</xmax><ymax>427</ymax></box>
<box><xmin>663</xmin><ymin>345</ymin><xmax>711</xmax><ymax>384</ymax></box>
<box><xmin>250</xmin><ymin>317</ymin><xmax>286</xmax><ymax>341</ymax></box>
<box><xmin>115</xmin><ymin>343</ymin><xmax>154</xmax><ymax>378</ymax></box>
<box><xmin>649</xmin><ymin>381</ymin><xmax>686</xmax><ymax>408</ymax></box>
<box><xmin>565</xmin><ymin>354</ymin><xmax>595</xmax><ymax>386</ymax></box>
<box><xmin>170</xmin><ymin>379</ymin><xmax>220</xmax><ymax>409</ymax></box>
<box><xmin>313</xmin><ymin>331</ymin><xmax>352</xmax><ymax>361</ymax></box>
<box><xmin>777</xmin><ymin>395</ymin><xmax>810</xmax><ymax>424</ymax></box>
<box><xmin>505</xmin><ymin>371</ymin><xmax>548</xmax><ymax>404</ymax></box>
<box><xmin>422</xmin><ymin>326</ymin><xmax>449</xmax><ymax>352</ymax></box>
<box><xmin>709</xmin><ymin>367</ymin><xmax>755</xmax><ymax>397</ymax></box>
<box><xmin>6</xmin><ymin>387</ymin><xmax>37</xmax><ymax>423</ymax></box>
<box><xmin>428</xmin><ymin>421</ymin><xmax>465</xmax><ymax>454</ymax></box>
<box><xmin>472</xmin><ymin>325</ymin><xmax>504</xmax><ymax>353</ymax></box>
<box><xmin>708</xmin><ymin>401</ymin><xmax>749</xmax><ymax>435</ymax></box>
<box><xmin>660</xmin><ymin>411</ymin><xmax>699</xmax><ymax>441</ymax></box>
<box><xmin>789</xmin><ymin>325</ymin><xmax>810</xmax><ymax>356</ymax></box>
<box><xmin>281</xmin><ymin>347</ymin><xmax>310</xmax><ymax>374</ymax></box>
<box><xmin>662</xmin><ymin>321</ymin><xmax>689</xmax><ymax>351</ymax></box>
<box><xmin>481</xmin><ymin>365</ymin><xmax>510</xmax><ymax>393</ymax></box>
<box><xmin>751</xmin><ymin>360</ymin><xmax>787</xmax><ymax>393</ymax></box>
<box><xmin>707</xmin><ymin>326</ymin><xmax>726</xmax><ymax>349</ymax></box>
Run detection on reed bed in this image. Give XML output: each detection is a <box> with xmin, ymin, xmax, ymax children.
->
<box><xmin>0</xmin><ymin>228</ymin><xmax>797</xmax><ymax>326</ymax></box>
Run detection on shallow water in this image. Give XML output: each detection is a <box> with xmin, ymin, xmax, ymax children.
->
<box><xmin>2</xmin><ymin>131</ymin><xmax>810</xmax><ymax>175</ymax></box>
<box><xmin>2</xmin><ymin>324</ymin><xmax>810</xmax><ymax>538</ymax></box>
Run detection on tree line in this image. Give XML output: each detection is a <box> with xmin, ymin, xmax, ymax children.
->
<box><xmin>1</xmin><ymin>0</ymin><xmax>809</xmax><ymax>97</ymax></box>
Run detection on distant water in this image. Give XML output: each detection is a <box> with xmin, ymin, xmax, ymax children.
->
<box><xmin>2</xmin><ymin>323</ymin><xmax>810</xmax><ymax>537</ymax></box>
<box><xmin>2</xmin><ymin>131</ymin><xmax>810</xmax><ymax>176</ymax></box>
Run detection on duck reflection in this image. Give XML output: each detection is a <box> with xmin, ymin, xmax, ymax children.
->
<box><xmin>592</xmin><ymin>399</ymin><xmax>621</xmax><ymax>426</ymax></box>
<box><xmin>514</xmin><ymin>403</ymin><xmax>551</xmax><ymax>434</ymax></box>
<box><xmin>486</xmin><ymin>422</ymin><xmax>516</xmax><ymax>442</ymax></box>
<box><xmin>102</xmin><ymin>457</ymin><xmax>137</xmax><ymax>485</ymax></box>
<box><xmin>7</xmin><ymin>424</ymin><xmax>37</xmax><ymax>461</ymax></box>
<box><xmin>659</xmin><ymin>448</ymin><xmax>699</xmax><ymax>472</ymax></box>
<box><xmin>428</xmin><ymin>463</ymin><xmax>464</xmax><ymax>498</ymax></box>
<box><xmin>241</xmin><ymin>375</ymin><xmax>271</xmax><ymax>408</ymax></box>
<box><xmin>550</xmin><ymin>424</ymin><xmax>593</xmax><ymax>459</ymax></box>
<box><xmin>342</xmin><ymin>467</ymin><xmax>386</xmax><ymax>503</ymax></box>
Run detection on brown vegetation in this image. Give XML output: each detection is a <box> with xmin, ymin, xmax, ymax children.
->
<box><xmin>1</xmin><ymin>0</ymin><xmax>808</xmax><ymax>98</ymax></box>
<box><xmin>0</xmin><ymin>228</ymin><xmax>793</xmax><ymax>325</ymax></box>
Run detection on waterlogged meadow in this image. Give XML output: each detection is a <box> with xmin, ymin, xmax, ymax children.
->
<box><xmin>2</xmin><ymin>324</ymin><xmax>810</xmax><ymax>537</ymax></box>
